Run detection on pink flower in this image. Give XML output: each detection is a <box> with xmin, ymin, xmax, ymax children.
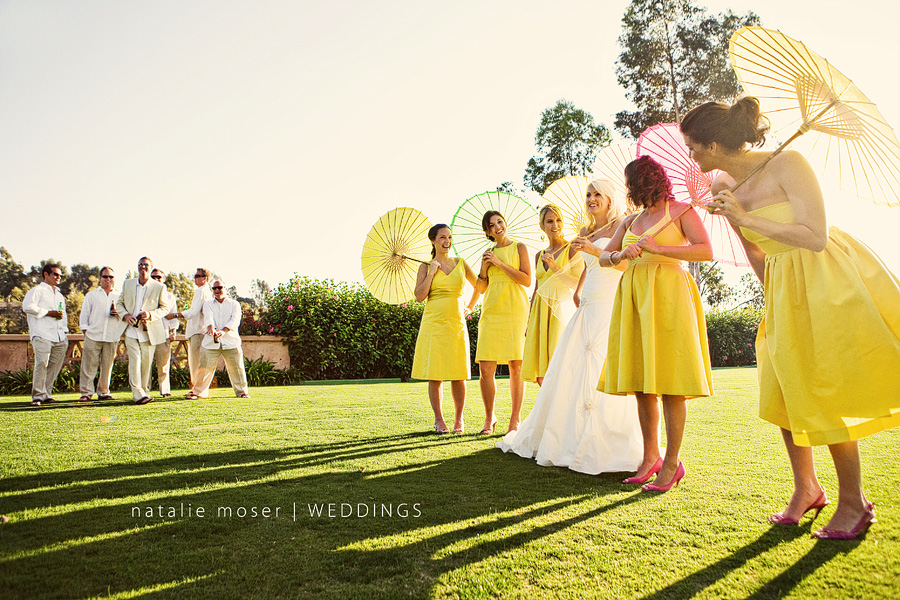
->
<box><xmin>401</xmin><ymin>303</ymin><xmax>407</xmax><ymax>308</ymax></box>
<box><xmin>723</xmin><ymin>356</ymin><xmax>728</xmax><ymax>360</ymax></box>
<box><xmin>333</xmin><ymin>333</ymin><xmax>337</xmax><ymax>337</ymax></box>
<box><xmin>748</xmin><ymin>343</ymin><xmax>752</xmax><ymax>347</ymax></box>
<box><xmin>333</xmin><ymin>295</ymin><xmax>337</xmax><ymax>299</ymax></box>
<box><xmin>467</xmin><ymin>316</ymin><xmax>472</xmax><ymax>320</ymax></box>
<box><xmin>287</xmin><ymin>305</ymin><xmax>293</xmax><ymax>311</ymax></box>
<box><xmin>372</xmin><ymin>318</ymin><xmax>376</xmax><ymax>322</ymax></box>
<box><xmin>268</xmin><ymin>327</ymin><xmax>274</xmax><ymax>333</ymax></box>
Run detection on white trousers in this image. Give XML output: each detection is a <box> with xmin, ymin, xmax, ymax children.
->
<box><xmin>124</xmin><ymin>336</ymin><xmax>154</xmax><ymax>400</ymax></box>
<box><xmin>153</xmin><ymin>340</ymin><xmax>172</xmax><ymax>395</ymax></box>
<box><xmin>186</xmin><ymin>333</ymin><xmax>204</xmax><ymax>388</ymax></box>
<box><xmin>192</xmin><ymin>346</ymin><xmax>249</xmax><ymax>398</ymax></box>
<box><xmin>31</xmin><ymin>336</ymin><xmax>68</xmax><ymax>401</ymax></box>
<box><xmin>79</xmin><ymin>336</ymin><xmax>118</xmax><ymax>397</ymax></box>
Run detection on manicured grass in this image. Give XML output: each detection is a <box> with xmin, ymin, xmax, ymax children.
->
<box><xmin>0</xmin><ymin>368</ymin><xmax>897</xmax><ymax>599</ymax></box>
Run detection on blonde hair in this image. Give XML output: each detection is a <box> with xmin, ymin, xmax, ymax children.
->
<box><xmin>584</xmin><ymin>178</ymin><xmax>626</xmax><ymax>233</ymax></box>
<box><xmin>538</xmin><ymin>204</ymin><xmax>563</xmax><ymax>227</ymax></box>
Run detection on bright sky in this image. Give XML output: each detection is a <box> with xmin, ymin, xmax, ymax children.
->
<box><xmin>2</xmin><ymin>0</ymin><xmax>900</xmax><ymax>297</ymax></box>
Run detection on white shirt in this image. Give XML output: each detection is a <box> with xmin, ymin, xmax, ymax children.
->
<box><xmin>163</xmin><ymin>291</ymin><xmax>179</xmax><ymax>333</ymax></box>
<box><xmin>125</xmin><ymin>282</ymin><xmax>150</xmax><ymax>342</ymax></box>
<box><xmin>202</xmin><ymin>296</ymin><xmax>243</xmax><ymax>350</ymax></box>
<box><xmin>182</xmin><ymin>283</ymin><xmax>213</xmax><ymax>337</ymax></box>
<box><xmin>22</xmin><ymin>282</ymin><xmax>68</xmax><ymax>342</ymax></box>
<box><xmin>80</xmin><ymin>287</ymin><xmax>126</xmax><ymax>343</ymax></box>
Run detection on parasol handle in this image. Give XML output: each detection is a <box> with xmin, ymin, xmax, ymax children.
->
<box><xmin>393</xmin><ymin>252</ymin><xmax>430</xmax><ymax>265</ymax></box>
<box><xmin>728</xmin><ymin>97</ymin><xmax>839</xmax><ymax>195</ymax></box>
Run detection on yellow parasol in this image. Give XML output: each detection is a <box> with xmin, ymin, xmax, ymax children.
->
<box><xmin>590</xmin><ymin>142</ymin><xmax>635</xmax><ymax>206</ymax></box>
<box><xmin>541</xmin><ymin>176</ymin><xmax>591</xmax><ymax>240</ymax></box>
<box><xmin>729</xmin><ymin>26</ymin><xmax>900</xmax><ymax>205</ymax></box>
<box><xmin>360</xmin><ymin>207</ymin><xmax>432</xmax><ymax>304</ymax></box>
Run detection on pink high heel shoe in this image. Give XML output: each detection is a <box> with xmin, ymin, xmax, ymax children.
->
<box><xmin>623</xmin><ymin>457</ymin><xmax>663</xmax><ymax>484</ymax></box>
<box><xmin>812</xmin><ymin>503</ymin><xmax>876</xmax><ymax>540</ymax></box>
<box><xmin>641</xmin><ymin>461</ymin><xmax>685</xmax><ymax>492</ymax></box>
<box><xmin>768</xmin><ymin>489</ymin><xmax>829</xmax><ymax>525</ymax></box>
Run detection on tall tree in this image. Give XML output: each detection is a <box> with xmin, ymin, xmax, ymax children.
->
<box><xmin>524</xmin><ymin>100</ymin><xmax>611</xmax><ymax>194</ymax></box>
<box><xmin>615</xmin><ymin>0</ymin><xmax>760</xmax><ymax>139</ymax></box>
<box><xmin>0</xmin><ymin>247</ymin><xmax>29</xmax><ymax>298</ymax></box>
<box><xmin>695</xmin><ymin>262</ymin><xmax>733</xmax><ymax>307</ymax></box>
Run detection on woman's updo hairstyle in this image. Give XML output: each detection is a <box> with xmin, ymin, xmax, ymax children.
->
<box><xmin>481</xmin><ymin>210</ymin><xmax>503</xmax><ymax>241</ymax></box>
<box><xmin>427</xmin><ymin>223</ymin><xmax>450</xmax><ymax>258</ymax></box>
<box><xmin>680</xmin><ymin>96</ymin><xmax>770</xmax><ymax>151</ymax></box>
<box><xmin>624</xmin><ymin>156</ymin><xmax>673</xmax><ymax>209</ymax></box>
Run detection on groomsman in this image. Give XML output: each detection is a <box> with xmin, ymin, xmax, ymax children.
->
<box><xmin>78</xmin><ymin>267</ymin><xmax>126</xmax><ymax>401</ymax></box>
<box><xmin>150</xmin><ymin>268</ymin><xmax>179</xmax><ymax>398</ymax></box>
<box><xmin>22</xmin><ymin>264</ymin><xmax>68</xmax><ymax>407</ymax></box>
<box><xmin>166</xmin><ymin>267</ymin><xmax>211</xmax><ymax>393</ymax></box>
<box><xmin>186</xmin><ymin>280</ymin><xmax>250</xmax><ymax>399</ymax></box>
<box><xmin>116</xmin><ymin>257</ymin><xmax>169</xmax><ymax>404</ymax></box>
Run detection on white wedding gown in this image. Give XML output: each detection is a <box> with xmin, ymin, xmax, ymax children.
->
<box><xmin>496</xmin><ymin>246</ymin><xmax>642</xmax><ymax>475</ymax></box>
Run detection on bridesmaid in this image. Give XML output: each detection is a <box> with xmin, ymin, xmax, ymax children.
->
<box><xmin>411</xmin><ymin>224</ymin><xmax>478</xmax><ymax>434</ymax></box>
<box><xmin>599</xmin><ymin>156</ymin><xmax>713</xmax><ymax>492</ymax></box>
<box><xmin>521</xmin><ymin>204</ymin><xmax>580</xmax><ymax>386</ymax></box>
<box><xmin>682</xmin><ymin>97</ymin><xmax>900</xmax><ymax>538</ymax></box>
<box><xmin>469</xmin><ymin>210</ymin><xmax>531</xmax><ymax>435</ymax></box>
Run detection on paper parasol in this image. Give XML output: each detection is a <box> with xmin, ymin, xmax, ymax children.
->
<box><xmin>590</xmin><ymin>142</ymin><xmax>635</xmax><ymax>206</ymax></box>
<box><xmin>541</xmin><ymin>176</ymin><xmax>591</xmax><ymax>240</ymax></box>
<box><xmin>361</xmin><ymin>207</ymin><xmax>432</xmax><ymax>304</ymax></box>
<box><xmin>636</xmin><ymin>123</ymin><xmax>750</xmax><ymax>267</ymax></box>
<box><xmin>450</xmin><ymin>191</ymin><xmax>541</xmax><ymax>267</ymax></box>
<box><xmin>729</xmin><ymin>26</ymin><xmax>900</xmax><ymax>205</ymax></box>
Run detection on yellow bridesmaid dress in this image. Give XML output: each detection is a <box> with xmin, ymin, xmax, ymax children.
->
<box><xmin>742</xmin><ymin>201</ymin><xmax>900</xmax><ymax>446</ymax></box>
<box><xmin>522</xmin><ymin>244</ymin><xmax>573</xmax><ymax>382</ymax></box>
<box><xmin>411</xmin><ymin>260</ymin><xmax>471</xmax><ymax>381</ymax></box>
<box><xmin>475</xmin><ymin>242</ymin><xmax>529</xmax><ymax>364</ymax></box>
<box><xmin>600</xmin><ymin>202</ymin><xmax>713</xmax><ymax>398</ymax></box>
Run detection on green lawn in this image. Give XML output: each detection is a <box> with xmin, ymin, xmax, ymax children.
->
<box><xmin>1</xmin><ymin>368</ymin><xmax>897</xmax><ymax>599</ymax></box>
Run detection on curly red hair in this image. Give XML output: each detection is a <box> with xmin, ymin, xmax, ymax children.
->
<box><xmin>624</xmin><ymin>156</ymin><xmax>673</xmax><ymax>208</ymax></box>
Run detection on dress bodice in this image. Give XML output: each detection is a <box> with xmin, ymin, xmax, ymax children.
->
<box><xmin>428</xmin><ymin>260</ymin><xmax>465</xmax><ymax>301</ymax></box>
<box><xmin>580</xmin><ymin>238</ymin><xmax>622</xmax><ymax>303</ymax></box>
<box><xmin>535</xmin><ymin>244</ymin><xmax>571</xmax><ymax>284</ymax></box>
<box><xmin>739</xmin><ymin>202</ymin><xmax>798</xmax><ymax>256</ymax></box>
<box><xmin>622</xmin><ymin>202</ymin><xmax>687</xmax><ymax>265</ymax></box>
<box><xmin>487</xmin><ymin>243</ymin><xmax>521</xmax><ymax>283</ymax></box>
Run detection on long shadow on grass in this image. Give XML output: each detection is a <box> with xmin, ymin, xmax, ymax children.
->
<box><xmin>639</xmin><ymin>525</ymin><xmax>849</xmax><ymax>600</ymax></box>
<box><xmin>1</xmin><ymin>436</ymin><xmax>642</xmax><ymax>599</ymax></box>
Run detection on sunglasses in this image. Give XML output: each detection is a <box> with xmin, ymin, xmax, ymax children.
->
<box><xmin>50</xmin><ymin>272</ymin><xmax>62</xmax><ymax>277</ymax></box>
<box><xmin>151</xmin><ymin>275</ymin><xmax>163</xmax><ymax>280</ymax></box>
<box><xmin>138</xmin><ymin>263</ymin><xmax>151</xmax><ymax>267</ymax></box>
<box><xmin>212</xmin><ymin>286</ymin><xmax>223</xmax><ymax>290</ymax></box>
<box><xmin>100</xmin><ymin>275</ymin><xmax>114</xmax><ymax>279</ymax></box>
<box><xmin>193</xmin><ymin>274</ymin><xmax>206</xmax><ymax>278</ymax></box>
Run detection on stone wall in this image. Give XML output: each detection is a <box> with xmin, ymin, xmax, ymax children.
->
<box><xmin>0</xmin><ymin>334</ymin><xmax>289</xmax><ymax>372</ymax></box>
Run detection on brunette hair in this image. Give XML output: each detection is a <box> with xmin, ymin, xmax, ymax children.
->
<box><xmin>680</xmin><ymin>96</ymin><xmax>770</xmax><ymax>151</ymax></box>
<box><xmin>427</xmin><ymin>223</ymin><xmax>450</xmax><ymax>258</ymax></box>
<box><xmin>42</xmin><ymin>263</ymin><xmax>61</xmax><ymax>277</ymax></box>
<box><xmin>481</xmin><ymin>210</ymin><xmax>503</xmax><ymax>241</ymax></box>
<box><xmin>624</xmin><ymin>156</ymin><xmax>673</xmax><ymax>208</ymax></box>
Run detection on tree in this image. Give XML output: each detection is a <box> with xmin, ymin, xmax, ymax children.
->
<box><xmin>0</xmin><ymin>247</ymin><xmax>29</xmax><ymax>298</ymax></box>
<box><xmin>615</xmin><ymin>0</ymin><xmax>760</xmax><ymax>139</ymax></box>
<box><xmin>695</xmin><ymin>261</ymin><xmax>733</xmax><ymax>307</ymax></box>
<box><xmin>251</xmin><ymin>279</ymin><xmax>272</xmax><ymax>310</ymax></box>
<box><xmin>735</xmin><ymin>272</ymin><xmax>764</xmax><ymax>308</ymax></box>
<box><xmin>163</xmin><ymin>272</ymin><xmax>195</xmax><ymax>311</ymax></box>
<box><xmin>524</xmin><ymin>100</ymin><xmax>612</xmax><ymax>194</ymax></box>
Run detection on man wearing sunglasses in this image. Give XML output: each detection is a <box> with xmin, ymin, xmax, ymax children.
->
<box><xmin>186</xmin><ymin>280</ymin><xmax>250</xmax><ymax>400</ymax></box>
<box><xmin>166</xmin><ymin>267</ymin><xmax>212</xmax><ymax>394</ymax></box>
<box><xmin>115</xmin><ymin>257</ymin><xmax>170</xmax><ymax>404</ymax></box>
<box><xmin>77</xmin><ymin>266</ymin><xmax>127</xmax><ymax>402</ymax></box>
<box><xmin>22</xmin><ymin>263</ymin><xmax>69</xmax><ymax>407</ymax></box>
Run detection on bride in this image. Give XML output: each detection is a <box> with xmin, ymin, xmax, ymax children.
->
<box><xmin>496</xmin><ymin>178</ymin><xmax>643</xmax><ymax>474</ymax></box>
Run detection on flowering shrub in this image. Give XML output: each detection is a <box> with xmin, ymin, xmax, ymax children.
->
<box><xmin>705</xmin><ymin>307</ymin><xmax>763</xmax><ymax>367</ymax></box>
<box><xmin>263</xmin><ymin>276</ymin><xmax>425</xmax><ymax>380</ymax></box>
<box><xmin>239</xmin><ymin>308</ymin><xmax>268</xmax><ymax>336</ymax></box>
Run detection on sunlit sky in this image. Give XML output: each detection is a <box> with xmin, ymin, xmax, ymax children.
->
<box><xmin>3</xmin><ymin>0</ymin><xmax>899</xmax><ymax>297</ymax></box>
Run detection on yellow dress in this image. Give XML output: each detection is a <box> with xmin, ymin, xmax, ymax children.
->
<box><xmin>475</xmin><ymin>242</ymin><xmax>529</xmax><ymax>364</ymax></box>
<box><xmin>522</xmin><ymin>245</ymin><xmax>573</xmax><ymax>382</ymax></box>
<box><xmin>599</xmin><ymin>202</ymin><xmax>713</xmax><ymax>398</ymax></box>
<box><xmin>742</xmin><ymin>202</ymin><xmax>900</xmax><ymax>446</ymax></box>
<box><xmin>411</xmin><ymin>260</ymin><xmax>471</xmax><ymax>381</ymax></box>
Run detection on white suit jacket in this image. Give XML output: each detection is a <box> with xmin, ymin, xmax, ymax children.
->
<box><xmin>115</xmin><ymin>278</ymin><xmax>170</xmax><ymax>346</ymax></box>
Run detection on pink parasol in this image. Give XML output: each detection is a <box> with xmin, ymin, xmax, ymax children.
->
<box><xmin>636</xmin><ymin>123</ymin><xmax>750</xmax><ymax>267</ymax></box>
